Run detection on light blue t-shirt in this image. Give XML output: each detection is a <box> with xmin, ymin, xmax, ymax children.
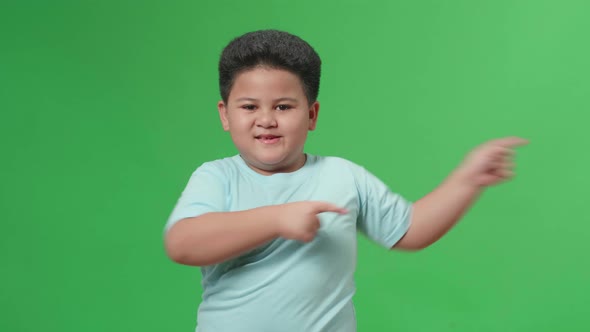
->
<box><xmin>166</xmin><ymin>154</ymin><xmax>413</xmax><ymax>332</ymax></box>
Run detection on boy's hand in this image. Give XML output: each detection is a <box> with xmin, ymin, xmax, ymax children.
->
<box><xmin>275</xmin><ymin>201</ymin><xmax>348</xmax><ymax>243</ymax></box>
<box><xmin>454</xmin><ymin>136</ymin><xmax>529</xmax><ymax>187</ymax></box>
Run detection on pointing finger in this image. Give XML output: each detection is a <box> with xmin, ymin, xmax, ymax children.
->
<box><xmin>493</xmin><ymin>136</ymin><xmax>529</xmax><ymax>148</ymax></box>
<box><xmin>311</xmin><ymin>201</ymin><xmax>348</xmax><ymax>215</ymax></box>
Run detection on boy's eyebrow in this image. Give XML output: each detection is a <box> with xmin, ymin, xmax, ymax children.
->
<box><xmin>235</xmin><ymin>97</ymin><xmax>299</xmax><ymax>103</ymax></box>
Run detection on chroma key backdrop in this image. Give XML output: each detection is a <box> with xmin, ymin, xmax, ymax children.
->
<box><xmin>1</xmin><ymin>1</ymin><xmax>589</xmax><ymax>331</ymax></box>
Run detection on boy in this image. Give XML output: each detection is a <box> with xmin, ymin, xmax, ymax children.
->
<box><xmin>164</xmin><ymin>30</ymin><xmax>527</xmax><ymax>331</ymax></box>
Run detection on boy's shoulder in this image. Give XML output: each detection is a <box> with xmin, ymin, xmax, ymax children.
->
<box><xmin>315</xmin><ymin>155</ymin><xmax>366</xmax><ymax>171</ymax></box>
<box><xmin>200</xmin><ymin>155</ymin><xmax>241</xmax><ymax>168</ymax></box>
<box><xmin>189</xmin><ymin>155</ymin><xmax>242</xmax><ymax>178</ymax></box>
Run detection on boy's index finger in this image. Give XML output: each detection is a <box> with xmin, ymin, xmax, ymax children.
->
<box><xmin>494</xmin><ymin>136</ymin><xmax>530</xmax><ymax>148</ymax></box>
<box><xmin>310</xmin><ymin>201</ymin><xmax>348</xmax><ymax>215</ymax></box>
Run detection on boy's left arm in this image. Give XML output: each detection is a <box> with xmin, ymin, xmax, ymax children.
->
<box><xmin>393</xmin><ymin>136</ymin><xmax>529</xmax><ymax>251</ymax></box>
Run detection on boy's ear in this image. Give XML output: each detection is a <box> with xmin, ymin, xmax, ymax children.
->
<box><xmin>217</xmin><ymin>101</ymin><xmax>230</xmax><ymax>131</ymax></box>
<box><xmin>308</xmin><ymin>101</ymin><xmax>320</xmax><ymax>131</ymax></box>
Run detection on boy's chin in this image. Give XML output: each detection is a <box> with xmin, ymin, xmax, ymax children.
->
<box><xmin>255</xmin><ymin>158</ymin><xmax>289</xmax><ymax>170</ymax></box>
<box><xmin>248</xmin><ymin>154</ymin><xmax>302</xmax><ymax>173</ymax></box>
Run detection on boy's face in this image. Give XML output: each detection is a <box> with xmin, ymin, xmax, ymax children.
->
<box><xmin>218</xmin><ymin>67</ymin><xmax>319</xmax><ymax>175</ymax></box>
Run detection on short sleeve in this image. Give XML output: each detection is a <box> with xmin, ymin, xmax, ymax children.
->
<box><xmin>355</xmin><ymin>166</ymin><xmax>413</xmax><ymax>248</ymax></box>
<box><xmin>164</xmin><ymin>162</ymin><xmax>226</xmax><ymax>233</ymax></box>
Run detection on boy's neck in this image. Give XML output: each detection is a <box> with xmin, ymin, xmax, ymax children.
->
<box><xmin>243</xmin><ymin>153</ymin><xmax>307</xmax><ymax>176</ymax></box>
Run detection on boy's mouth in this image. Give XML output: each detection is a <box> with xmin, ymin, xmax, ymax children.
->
<box><xmin>255</xmin><ymin>134</ymin><xmax>281</xmax><ymax>144</ymax></box>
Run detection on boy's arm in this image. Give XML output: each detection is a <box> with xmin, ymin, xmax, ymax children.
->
<box><xmin>393</xmin><ymin>171</ymin><xmax>481</xmax><ymax>250</ymax></box>
<box><xmin>165</xmin><ymin>201</ymin><xmax>346</xmax><ymax>266</ymax></box>
<box><xmin>165</xmin><ymin>207</ymin><xmax>280</xmax><ymax>266</ymax></box>
<box><xmin>393</xmin><ymin>137</ymin><xmax>528</xmax><ymax>251</ymax></box>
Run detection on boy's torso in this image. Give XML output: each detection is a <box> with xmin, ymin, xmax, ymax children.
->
<box><xmin>196</xmin><ymin>155</ymin><xmax>360</xmax><ymax>332</ymax></box>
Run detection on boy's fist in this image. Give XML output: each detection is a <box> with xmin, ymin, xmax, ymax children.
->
<box><xmin>275</xmin><ymin>201</ymin><xmax>348</xmax><ymax>243</ymax></box>
<box><xmin>455</xmin><ymin>136</ymin><xmax>529</xmax><ymax>187</ymax></box>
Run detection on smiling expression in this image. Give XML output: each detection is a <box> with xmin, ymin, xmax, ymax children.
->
<box><xmin>218</xmin><ymin>67</ymin><xmax>319</xmax><ymax>175</ymax></box>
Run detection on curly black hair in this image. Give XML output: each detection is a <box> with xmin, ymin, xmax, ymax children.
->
<box><xmin>219</xmin><ymin>30</ymin><xmax>322</xmax><ymax>106</ymax></box>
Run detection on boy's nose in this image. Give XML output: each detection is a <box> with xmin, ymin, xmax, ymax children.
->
<box><xmin>255</xmin><ymin>110</ymin><xmax>277</xmax><ymax>128</ymax></box>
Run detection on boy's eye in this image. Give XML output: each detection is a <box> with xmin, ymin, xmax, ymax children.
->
<box><xmin>276</xmin><ymin>104</ymin><xmax>292</xmax><ymax>111</ymax></box>
<box><xmin>242</xmin><ymin>104</ymin><xmax>256</xmax><ymax>111</ymax></box>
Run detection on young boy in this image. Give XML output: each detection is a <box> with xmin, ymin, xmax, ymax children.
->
<box><xmin>164</xmin><ymin>29</ymin><xmax>527</xmax><ymax>332</ymax></box>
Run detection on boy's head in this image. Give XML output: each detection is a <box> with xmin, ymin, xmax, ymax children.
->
<box><xmin>216</xmin><ymin>30</ymin><xmax>323</xmax><ymax>175</ymax></box>
<box><xmin>218</xmin><ymin>29</ymin><xmax>321</xmax><ymax>106</ymax></box>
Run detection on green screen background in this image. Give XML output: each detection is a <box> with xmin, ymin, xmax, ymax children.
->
<box><xmin>2</xmin><ymin>1</ymin><xmax>589</xmax><ymax>331</ymax></box>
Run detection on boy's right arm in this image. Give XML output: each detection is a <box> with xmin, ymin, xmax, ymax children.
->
<box><xmin>164</xmin><ymin>201</ymin><xmax>347</xmax><ymax>267</ymax></box>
